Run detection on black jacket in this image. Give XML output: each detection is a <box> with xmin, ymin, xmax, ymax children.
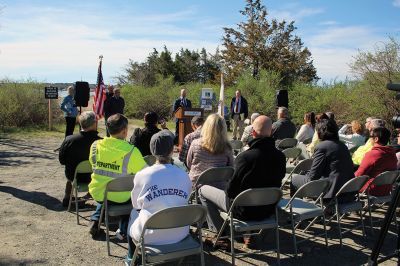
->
<box><xmin>173</xmin><ymin>97</ymin><xmax>192</xmax><ymax>114</ymax></box>
<box><xmin>308</xmin><ymin>140</ymin><xmax>354</xmax><ymax>199</ymax></box>
<box><xmin>104</xmin><ymin>96</ymin><xmax>125</xmax><ymax>118</ymax></box>
<box><xmin>59</xmin><ymin>131</ymin><xmax>102</xmax><ymax>182</ymax></box>
<box><xmin>272</xmin><ymin>118</ymin><xmax>296</xmax><ymax>140</ymax></box>
<box><xmin>129</xmin><ymin>126</ymin><xmax>161</xmax><ymax>156</ymax></box>
<box><xmin>226</xmin><ymin>137</ymin><xmax>286</xmax><ymax>220</ymax></box>
<box><xmin>230</xmin><ymin>96</ymin><xmax>248</xmax><ymax>119</ymax></box>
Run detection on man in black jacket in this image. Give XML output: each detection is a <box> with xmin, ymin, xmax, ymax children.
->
<box><xmin>199</xmin><ymin>115</ymin><xmax>285</xmax><ymax>247</ymax></box>
<box><xmin>272</xmin><ymin>106</ymin><xmax>296</xmax><ymax>141</ymax></box>
<box><xmin>104</xmin><ymin>86</ymin><xmax>125</xmax><ymax>137</ymax></box>
<box><xmin>230</xmin><ymin>90</ymin><xmax>248</xmax><ymax>140</ymax></box>
<box><xmin>173</xmin><ymin>88</ymin><xmax>192</xmax><ymax>138</ymax></box>
<box><xmin>59</xmin><ymin>111</ymin><xmax>102</xmax><ymax>207</ymax></box>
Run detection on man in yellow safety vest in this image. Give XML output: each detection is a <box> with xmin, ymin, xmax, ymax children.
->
<box><xmin>88</xmin><ymin>113</ymin><xmax>146</xmax><ymax>238</ymax></box>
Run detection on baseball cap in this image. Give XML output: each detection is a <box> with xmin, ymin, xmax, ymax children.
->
<box><xmin>150</xmin><ymin>130</ymin><xmax>175</xmax><ymax>157</ymax></box>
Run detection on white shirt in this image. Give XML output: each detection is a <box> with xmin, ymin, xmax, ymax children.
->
<box><xmin>128</xmin><ymin>164</ymin><xmax>192</xmax><ymax>244</ymax></box>
<box><xmin>296</xmin><ymin>124</ymin><xmax>314</xmax><ymax>143</ymax></box>
<box><xmin>338</xmin><ymin>125</ymin><xmax>366</xmax><ymax>150</ymax></box>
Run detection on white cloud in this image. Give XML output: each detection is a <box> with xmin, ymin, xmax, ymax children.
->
<box><xmin>393</xmin><ymin>0</ymin><xmax>400</xmax><ymax>7</ymax></box>
<box><xmin>269</xmin><ymin>7</ymin><xmax>324</xmax><ymax>22</ymax></box>
<box><xmin>305</xmin><ymin>26</ymin><xmax>383</xmax><ymax>80</ymax></box>
<box><xmin>0</xmin><ymin>4</ymin><xmax>220</xmax><ymax>82</ymax></box>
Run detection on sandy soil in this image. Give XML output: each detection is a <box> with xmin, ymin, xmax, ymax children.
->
<box><xmin>0</xmin><ymin>129</ymin><xmax>398</xmax><ymax>266</ymax></box>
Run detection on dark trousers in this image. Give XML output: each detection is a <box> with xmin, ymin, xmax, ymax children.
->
<box><xmin>105</xmin><ymin>116</ymin><xmax>110</xmax><ymax>137</ymax></box>
<box><xmin>91</xmin><ymin>201</ymin><xmax>130</xmax><ymax>236</ymax></box>
<box><xmin>65</xmin><ymin>117</ymin><xmax>76</xmax><ymax>137</ymax></box>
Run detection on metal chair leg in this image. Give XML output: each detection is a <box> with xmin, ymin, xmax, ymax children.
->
<box><xmin>322</xmin><ymin>212</ymin><xmax>328</xmax><ymax>248</ymax></box>
<box><xmin>336</xmin><ymin>204</ymin><xmax>343</xmax><ymax>247</ymax></box>
<box><xmin>75</xmin><ymin>186</ymin><xmax>79</xmax><ymax>225</ymax></box>
<box><xmin>276</xmin><ymin>226</ymin><xmax>281</xmax><ymax>266</ymax></box>
<box><xmin>290</xmin><ymin>215</ymin><xmax>298</xmax><ymax>258</ymax></box>
<box><xmin>230</xmin><ymin>216</ymin><xmax>235</xmax><ymax>265</ymax></box>
<box><xmin>105</xmin><ymin>202</ymin><xmax>110</xmax><ymax>256</ymax></box>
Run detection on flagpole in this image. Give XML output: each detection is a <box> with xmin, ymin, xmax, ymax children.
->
<box><xmin>218</xmin><ymin>71</ymin><xmax>225</xmax><ymax>117</ymax></box>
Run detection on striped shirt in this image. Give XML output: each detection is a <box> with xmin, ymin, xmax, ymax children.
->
<box><xmin>178</xmin><ymin>127</ymin><xmax>201</xmax><ymax>163</ymax></box>
<box><xmin>186</xmin><ymin>138</ymin><xmax>234</xmax><ymax>182</ymax></box>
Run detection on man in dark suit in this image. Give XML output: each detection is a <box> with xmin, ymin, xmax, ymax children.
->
<box><xmin>173</xmin><ymin>88</ymin><xmax>192</xmax><ymax>138</ymax></box>
<box><xmin>291</xmin><ymin>119</ymin><xmax>354</xmax><ymax>201</ymax></box>
<box><xmin>230</xmin><ymin>90</ymin><xmax>248</xmax><ymax>140</ymax></box>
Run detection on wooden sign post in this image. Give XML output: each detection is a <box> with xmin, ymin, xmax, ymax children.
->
<box><xmin>45</xmin><ymin>86</ymin><xmax>58</xmax><ymax>130</ymax></box>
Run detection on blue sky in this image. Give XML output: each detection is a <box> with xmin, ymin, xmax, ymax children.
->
<box><xmin>0</xmin><ymin>0</ymin><xmax>399</xmax><ymax>84</ymax></box>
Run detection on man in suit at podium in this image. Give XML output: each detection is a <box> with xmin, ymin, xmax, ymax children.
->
<box><xmin>173</xmin><ymin>88</ymin><xmax>192</xmax><ymax>140</ymax></box>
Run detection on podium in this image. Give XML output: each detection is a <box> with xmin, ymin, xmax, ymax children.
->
<box><xmin>174</xmin><ymin>107</ymin><xmax>204</xmax><ymax>149</ymax></box>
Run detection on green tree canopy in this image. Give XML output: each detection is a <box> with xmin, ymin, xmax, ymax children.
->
<box><xmin>222</xmin><ymin>0</ymin><xmax>318</xmax><ymax>87</ymax></box>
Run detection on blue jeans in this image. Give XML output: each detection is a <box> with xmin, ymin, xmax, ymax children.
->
<box><xmin>91</xmin><ymin>201</ymin><xmax>130</xmax><ymax>236</ymax></box>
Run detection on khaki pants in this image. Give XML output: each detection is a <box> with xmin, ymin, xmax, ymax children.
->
<box><xmin>232</xmin><ymin>114</ymin><xmax>244</xmax><ymax>140</ymax></box>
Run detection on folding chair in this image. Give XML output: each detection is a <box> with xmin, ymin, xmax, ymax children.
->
<box><xmin>214</xmin><ymin>188</ymin><xmax>282</xmax><ymax>265</ymax></box>
<box><xmin>98</xmin><ymin>175</ymin><xmax>135</xmax><ymax>256</ymax></box>
<box><xmin>278</xmin><ymin>179</ymin><xmax>330</xmax><ymax>257</ymax></box>
<box><xmin>276</xmin><ymin>138</ymin><xmax>298</xmax><ymax>150</ymax></box>
<box><xmin>328</xmin><ymin>175</ymin><xmax>369</xmax><ymax>246</ymax></box>
<box><xmin>230</xmin><ymin>140</ymin><xmax>243</xmax><ymax>155</ymax></box>
<box><xmin>302</xmin><ymin>137</ymin><xmax>313</xmax><ymax>145</ymax></box>
<box><xmin>67</xmin><ymin>160</ymin><xmax>92</xmax><ymax>225</ymax></box>
<box><xmin>191</xmin><ymin>167</ymin><xmax>234</xmax><ymax>204</ymax></box>
<box><xmin>365</xmin><ymin>170</ymin><xmax>400</xmax><ymax>232</ymax></box>
<box><xmin>283</xmin><ymin>147</ymin><xmax>302</xmax><ymax>173</ymax></box>
<box><xmin>143</xmin><ymin>155</ymin><xmax>156</xmax><ymax>166</ymax></box>
<box><xmin>282</xmin><ymin>147</ymin><xmax>302</xmax><ymax>163</ymax></box>
<box><xmin>280</xmin><ymin>158</ymin><xmax>313</xmax><ymax>192</ymax></box>
<box><xmin>131</xmin><ymin>205</ymin><xmax>207</xmax><ymax>266</ymax></box>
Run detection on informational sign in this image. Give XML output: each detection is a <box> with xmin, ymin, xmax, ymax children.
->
<box><xmin>45</xmin><ymin>86</ymin><xmax>58</xmax><ymax>99</ymax></box>
<box><xmin>200</xmin><ymin>88</ymin><xmax>214</xmax><ymax>111</ymax></box>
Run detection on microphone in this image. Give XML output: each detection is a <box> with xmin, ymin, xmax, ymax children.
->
<box><xmin>386</xmin><ymin>83</ymin><xmax>400</xmax><ymax>91</ymax></box>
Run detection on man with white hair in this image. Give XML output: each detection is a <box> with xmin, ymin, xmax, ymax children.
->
<box><xmin>59</xmin><ymin>111</ymin><xmax>102</xmax><ymax>207</ymax></box>
<box><xmin>173</xmin><ymin>88</ymin><xmax>192</xmax><ymax>139</ymax></box>
<box><xmin>272</xmin><ymin>107</ymin><xmax>296</xmax><ymax>140</ymax></box>
<box><xmin>241</xmin><ymin>112</ymin><xmax>261</xmax><ymax>147</ymax></box>
<box><xmin>199</xmin><ymin>115</ymin><xmax>285</xmax><ymax>249</ymax></box>
<box><xmin>104</xmin><ymin>85</ymin><xmax>125</xmax><ymax>137</ymax></box>
<box><xmin>352</xmin><ymin>118</ymin><xmax>386</xmax><ymax>166</ymax></box>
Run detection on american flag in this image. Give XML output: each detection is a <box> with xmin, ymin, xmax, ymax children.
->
<box><xmin>93</xmin><ymin>57</ymin><xmax>106</xmax><ymax>118</ymax></box>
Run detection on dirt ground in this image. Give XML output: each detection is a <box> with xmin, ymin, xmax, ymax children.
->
<box><xmin>0</xmin><ymin>126</ymin><xmax>398</xmax><ymax>265</ymax></box>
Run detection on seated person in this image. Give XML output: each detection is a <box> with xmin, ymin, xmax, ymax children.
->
<box><xmin>178</xmin><ymin>116</ymin><xmax>204</xmax><ymax>165</ymax></box>
<box><xmin>352</xmin><ymin>119</ymin><xmax>386</xmax><ymax>166</ymax></box>
<box><xmin>241</xmin><ymin>112</ymin><xmax>260</xmax><ymax>147</ymax></box>
<box><xmin>125</xmin><ymin>130</ymin><xmax>192</xmax><ymax>265</ymax></box>
<box><xmin>199</xmin><ymin>115</ymin><xmax>285</xmax><ymax>248</ymax></box>
<box><xmin>296</xmin><ymin>112</ymin><xmax>315</xmax><ymax>143</ymax></box>
<box><xmin>88</xmin><ymin>114</ymin><xmax>146</xmax><ymax>237</ymax></box>
<box><xmin>291</xmin><ymin>119</ymin><xmax>354</xmax><ymax>202</ymax></box>
<box><xmin>338</xmin><ymin>120</ymin><xmax>365</xmax><ymax>150</ymax></box>
<box><xmin>306</xmin><ymin>113</ymin><xmax>329</xmax><ymax>156</ymax></box>
<box><xmin>272</xmin><ymin>107</ymin><xmax>296</xmax><ymax>141</ymax></box>
<box><xmin>129</xmin><ymin>112</ymin><xmax>167</xmax><ymax>156</ymax></box>
<box><xmin>355</xmin><ymin>127</ymin><xmax>397</xmax><ymax>196</ymax></box>
<box><xmin>186</xmin><ymin>114</ymin><xmax>234</xmax><ymax>184</ymax></box>
<box><xmin>58</xmin><ymin>111</ymin><xmax>101</xmax><ymax>207</ymax></box>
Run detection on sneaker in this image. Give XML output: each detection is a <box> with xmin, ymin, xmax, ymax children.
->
<box><xmin>89</xmin><ymin>220</ymin><xmax>99</xmax><ymax>237</ymax></box>
<box><xmin>115</xmin><ymin>229</ymin><xmax>126</xmax><ymax>241</ymax></box>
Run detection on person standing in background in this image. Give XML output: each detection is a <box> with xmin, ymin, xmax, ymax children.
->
<box><xmin>104</xmin><ymin>86</ymin><xmax>125</xmax><ymax>137</ymax></box>
<box><xmin>173</xmin><ymin>88</ymin><xmax>192</xmax><ymax>139</ymax></box>
<box><xmin>230</xmin><ymin>90</ymin><xmax>248</xmax><ymax>140</ymax></box>
<box><xmin>104</xmin><ymin>85</ymin><xmax>114</xmax><ymax>137</ymax></box>
<box><xmin>60</xmin><ymin>85</ymin><xmax>78</xmax><ymax>137</ymax></box>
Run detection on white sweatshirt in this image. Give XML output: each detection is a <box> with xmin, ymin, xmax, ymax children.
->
<box><xmin>128</xmin><ymin>163</ymin><xmax>192</xmax><ymax>245</ymax></box>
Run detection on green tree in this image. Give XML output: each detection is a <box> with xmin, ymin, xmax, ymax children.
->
<box><xmin>350</xmin><ymin>37</ymin><xmax>400</xmax><ymax>128</ymax></box>
<box><xmin>222</xmin><ymin>0</ymin><xmax>318</xmax><ymax>87</ymax></box>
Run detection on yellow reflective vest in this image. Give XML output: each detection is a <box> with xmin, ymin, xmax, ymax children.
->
<box><xmin>352</xmin><ymin>138</ymin><xmax>373</xmax><ymax>165</ymax></box>
<box><xmin>88</xmin><ymin>137</ymin><xmax>146</xmax><ymax>203</ymax></box>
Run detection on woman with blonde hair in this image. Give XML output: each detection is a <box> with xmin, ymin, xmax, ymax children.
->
<box><xmin>338</xmin><ymin>120</ymin><xmax>366</xmax><ymax>150</ymax></box>
<box><xmin>60</xmin><ymin>86</ymin><xmax>78</xmax><ymax>137</ymax></box>
<box><xmin>186</xmin><ymin>114</ymin><xmax>234</xmax><ymax>183</ymax></box>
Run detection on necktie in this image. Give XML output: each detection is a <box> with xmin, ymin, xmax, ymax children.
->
<box><xmin>182</xmin><ymin>98</ymin><xmax>186</xmax><ymax>107</ymax></box>
<box><xmin>235</xmin><ymin>98</ymin><xmax>239</xmax><ymax>113</ymax></box>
